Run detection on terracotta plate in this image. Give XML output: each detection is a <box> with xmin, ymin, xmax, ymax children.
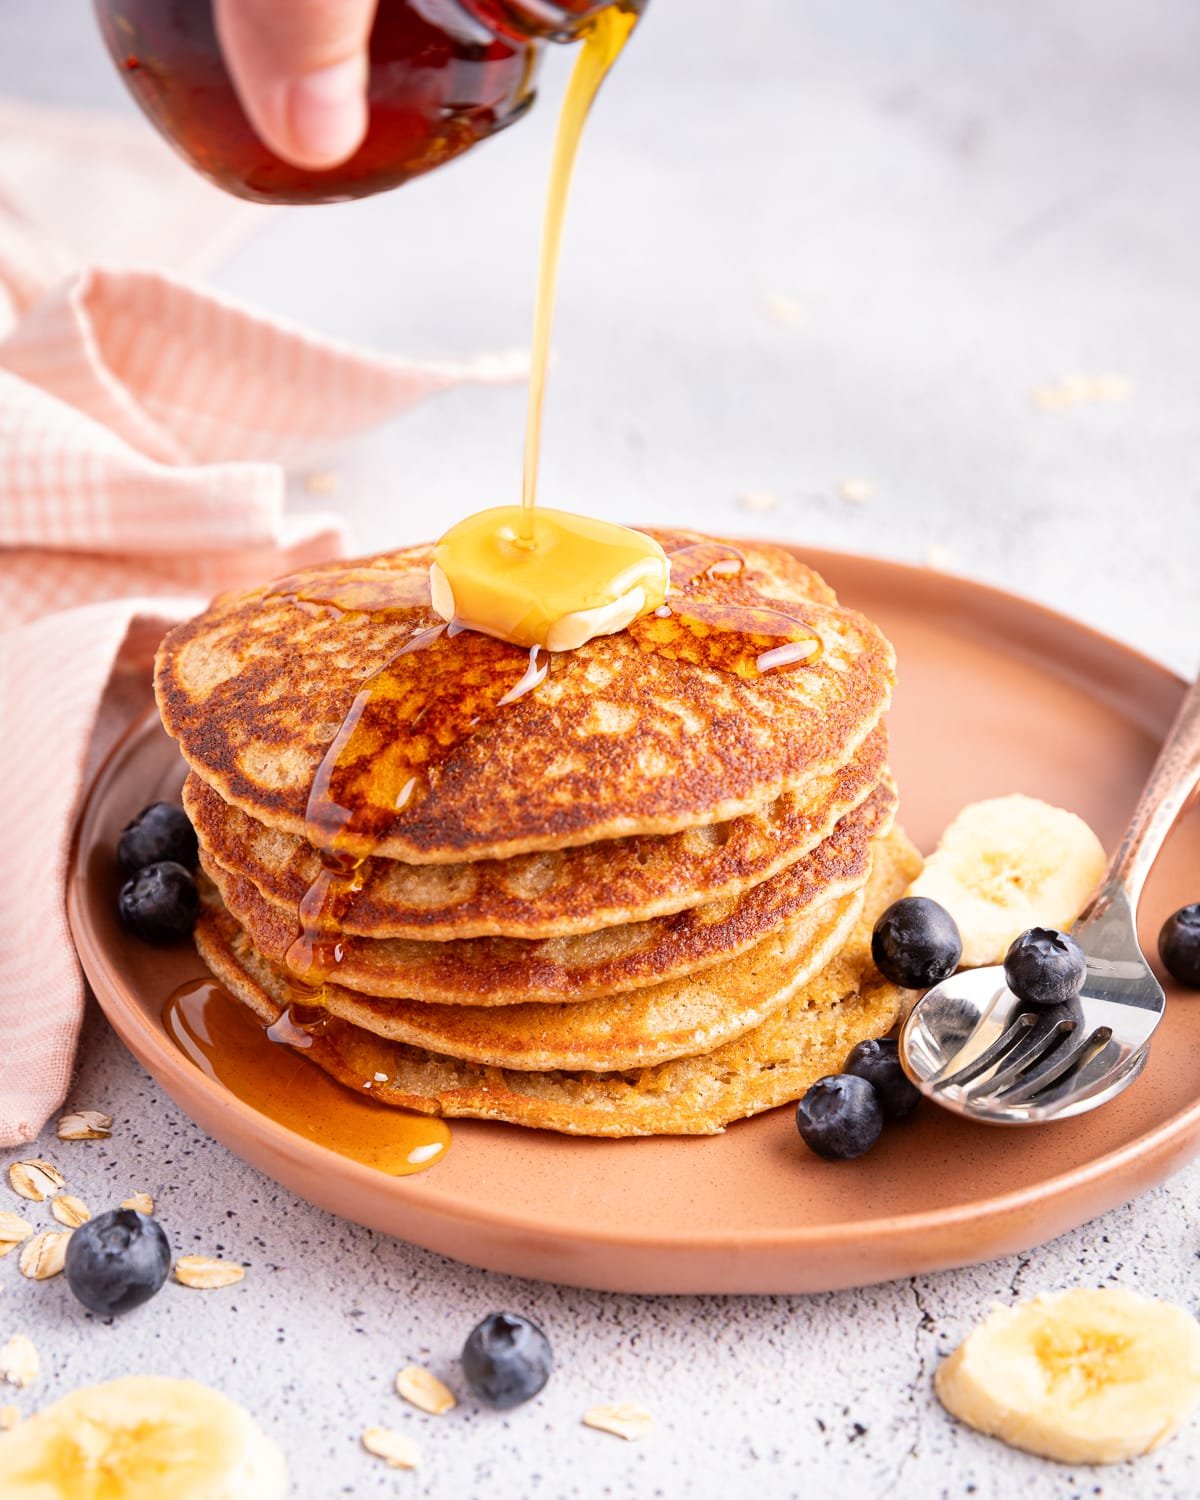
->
<box><xmin>68</xmin><ymin>550</ymin><xmax>1200</xmax><ymax>1294</ymax></box>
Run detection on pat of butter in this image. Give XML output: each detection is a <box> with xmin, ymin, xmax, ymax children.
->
<box><xmin>430</xmin><ymin>506</ymin><xmax>669</xmax><ymax>652</ymax></box>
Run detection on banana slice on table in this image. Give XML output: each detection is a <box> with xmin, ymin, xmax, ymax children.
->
<box><xmin>0</xmin><ymin>1375</ymin><xmax>286</xmax><ymax>1500</ymax></box>
<box><xmin>907</xmin><ymin>794</ymin><xmax>1106</xmax><ymax>966</ymax></box>
<box><xmin>935</xmin><ymin>1288</ymin><xmax>1200</xmax><ymax>1464</ymax></box>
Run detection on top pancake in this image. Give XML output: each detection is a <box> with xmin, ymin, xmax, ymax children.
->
<box><xmin>155</xmin><ymin>531</ymin><xmax>894</xmax><ymax>863</ymax></box>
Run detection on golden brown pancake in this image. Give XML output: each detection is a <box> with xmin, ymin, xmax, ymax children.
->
<box><xmin>182</xmin><ymin>723</ymin><xmax>888</xmax><ymax>940</ymax></box>
<box><xmin>195</xmin><ymin>828</ymin><xmax>922</xmax><ymax>1136</ymax></box>
<box><xmin>200</xmin><ymin>779</ymin><xmax>896</xmax><ymax>1005</ymax></box>
<box><xmin>156</xmin><ymin>532</ymin><xmax>894</xmax><ymax>863</ymax></box>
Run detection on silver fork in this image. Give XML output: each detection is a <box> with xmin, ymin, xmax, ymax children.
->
<box><xmin>899</xmin><ymin>671</ymin><xmax>1200</xmax><ymax>1124</ymax></box>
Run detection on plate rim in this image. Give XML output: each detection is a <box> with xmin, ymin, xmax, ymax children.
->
<box><xmin>67</xmin><ymin>546</ymin><xmax>1197</xmax><ymax>1265</ymax></box>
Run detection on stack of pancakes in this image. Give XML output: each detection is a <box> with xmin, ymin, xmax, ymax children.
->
<box><xmin>155</xmin><ymin>530</ymin><xmax>921</xmax><ymax>1136</ymax></box>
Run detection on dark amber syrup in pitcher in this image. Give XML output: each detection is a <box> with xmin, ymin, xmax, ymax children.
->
<box><xmin>95</xmin><ymin>0</ymin><xmax>640</xmax><ymax>203</ymax></box>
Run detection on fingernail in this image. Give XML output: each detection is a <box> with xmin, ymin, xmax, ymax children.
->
<box><xmin>284</xmin><ymin>57</ymin><xmax>367</xmax><ymax>168</ymax></box>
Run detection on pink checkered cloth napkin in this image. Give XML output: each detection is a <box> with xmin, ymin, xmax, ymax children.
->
<box><xmin>0</xmin><ymin>145</ymin><xmax>517</xmax><ymax>1144</ymax></box>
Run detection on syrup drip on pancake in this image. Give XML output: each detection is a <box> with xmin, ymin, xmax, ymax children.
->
<box><xmin>278</xmin><ymin>620</ymin><xmax>553</xmax><ymax>1011</ymax></box>
<box><xmin>630</xmin><ymin>543</ymin><xmax>823</xmax><ymax>679</ymax></box>
<box><xmin>263</xmin><ymin>1002</ymin><xmax>324</xmax><ymax>1048</ymax></box>
<box><xmin>164</xmin><ymin>979</ymin><xmax>450</xmax><ymax>1174</ymax></box>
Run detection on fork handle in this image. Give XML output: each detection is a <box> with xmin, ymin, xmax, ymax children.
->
<box><xmin>1091</xmin><ymin>671</ymin><xmax>1200</xmax><ymax>913</ymax></box>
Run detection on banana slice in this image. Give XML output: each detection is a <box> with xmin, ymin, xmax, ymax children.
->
<box><xmin>0</xmin><ymin>1375</ymin><xmax>286</xmax><ymax>1500</ymax></box>
<box><xmin>935</xmin><ymin>1288</ymin><xmax>1200</xmax><ymax>1464</ymax></box>
<box><xmin>907</xmin><ymin>794</ymin><xmax>1105</xmax><ymax>966</ymax></box>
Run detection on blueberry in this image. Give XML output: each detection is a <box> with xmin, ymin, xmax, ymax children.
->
<box><xmin>871</xmin><ymin>897</ymin><xmax>962</xmax><ymax>989</ymax></box>
<box><xmin>65</xmin><ymin>1208</ymin><xmax>171</xmax><ymax>1316</ymax></box>
<box><xmin>1159</xmin><ymin>904</ymin><xmax>1200</xmax><ymax>989</ymax></box>
<box><xmin>117</xmin><ymin>801</ymin><xmax>197</xmax><ymax>877</ymax></box>
<box><xmin>1004</xmin><ymin>927</ymin><xmax>1087</xmax><ymax>1007</ymax></box>
<box><xmin>117</xmin><ymin>861</ymin><xmax>198</xmax><ymax>943</ymax></box>
<box><xmin>461</xmin><ymin>1312</ymin><xmax>553</xmax><ymax>1408</ymax></box>
<box><xmin>795</xmin><ymin>1074</ymin><xmax>884</xmax><ymax>1160</ymax></box>
<box><xmin>843</xmin><ymin>1037</ymin><xmax>920</xmax><ymax>1121</ymax></box>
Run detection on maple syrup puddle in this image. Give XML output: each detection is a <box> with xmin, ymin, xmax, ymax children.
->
<box><xmin>164</xmin><ymin>980</ymin><xmax>450</xmax><ymax>1176</ymax></box>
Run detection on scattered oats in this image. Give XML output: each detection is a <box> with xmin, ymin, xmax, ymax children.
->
<box><xmin>924</xmin><ymin>545</ymin><xmax>958</xmax><ymax>572</ymax></box>
<box><xmin>50</xmin><ymin>1195</ymin><xmax>90</xmax><ymax>1230</ymax></box>
<box><xmin>0</xmin><ymin>1214</ymin><xmax>33</xmax><ymax>1256</ymax></box>
<box><xmin>304</xmin><ymin>469</ymin><xmax>342</xmax><ymax>495</ymax></box>
<box><xmin>174</xmin><ymin>1256</ymin><xmax>245</xmax><ymax>1290</ymax></box>
<box><xmin>838</xmin><ymin>478</ymin><xmax>875</xmax><ymax>504</ymax></box>
<box><xmin>373</xmin><ymin>1072</ymin><xmax>389</xmax><ymax>1083</ymax></box>
<box><xmin>362</xmin><ymin>1426</ymin><xmax>421</xmax><ymax>1470</ymax></box>
<box><xmin>736</xmin><ymin>490</ymin><xmax>779</xmax><ymax>513</ymax></box>
<box><xmin>764</xmin><ymin>294</ymin><xmax>808</xmax><ymax>328</ymax></box>
<box><xmin>0</xmin><ymin>1335</ymin><xmax>39</xmax><ymax>1389</ymax></box>
<box><xmin>18</xmin><ymin>1231</ymin><xmax>71</xmax><ymax>1281</ymax></box>
<box><xmin>396</xmin><ymin>1365</ymin><xmax>457</xmax><ymax>1415</ymax></box>
<box><xmin>582</xmin><ymin>1402</ymin><xmax>654</xmax><ymax>1442</ymax></box>
<box><xmin>8</xmin><ymin>1161</ymin><xmax>65</xmax><ymax>1203</ymax></box>
<box><xmin>57</xmin><ymin>1110</ymin><xmax>112</xmax><ymax>1141</ymax></box>
<box><xmin>121</xmin><ymin>1192</ymin><xmax>155</xmax><ymax>1215</ymax></box>
<box><xmin>0</xmin><ymin>1405</ymin><xmax>18</xmax><ymax>1431</ymax></box>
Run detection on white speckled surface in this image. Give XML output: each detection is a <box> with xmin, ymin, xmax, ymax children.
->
<box><xmin>3</xmin><ymin>0</ymin><xmax>1200</xmax><ymax>1495</ymax></box>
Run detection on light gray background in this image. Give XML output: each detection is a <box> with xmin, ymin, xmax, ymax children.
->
<box><xmin>3</xmin><ymin>1</ymin><xmax>1200</xmax><ymax>1495</ymax></box>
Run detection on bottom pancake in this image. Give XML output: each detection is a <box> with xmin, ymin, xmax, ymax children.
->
<box><xmin>194</xmin><ymin>827</ymin><xmax>922</xmax><ymax>1136</ymax></box>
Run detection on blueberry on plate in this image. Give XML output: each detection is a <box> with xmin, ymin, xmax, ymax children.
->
<box><xmin>65</xmin><ymin>1208</ymin><xmax>171</xmax><ymax>1316</ymax></box>
<box><xmin>871</xmin><ymin>896</ymin><xmax>963</xmax><ymax>990</ymax></box>
<box><xmin>795</xmin><ymin>1074</ymin><xmax>884</xmax><ymax>1160</ymax></box>
<box><xmin>1159</xmin><ymin>904</ymin><xmax>1200</xmax><ymax>989</ymax></box>
<box><xmin>117</xmin><ymin>801</ymin><xmax>198</xmax><ymax>877</ymax></box>
<box><xmin>843</xmin><ymin>1037</ymin><xmax>920</xmax><ymax>1121</ymax></box>
<box><xmin>1004</xmin><ymin>927</ymin><xmax>1087</xmax><ymax>1007</ymax></box>
<box><xmin>461</xmin><ymin>1312</ymin><xmax>553</xmax><ymax>1408</ymax></box>
<box><xmin>117</xmin><ymin>861</ymin><xmax>199</xmax><ymax>944</ymax></box>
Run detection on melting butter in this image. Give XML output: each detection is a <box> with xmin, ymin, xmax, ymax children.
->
<box><xmin>431</xmin><ymin>506</ymin><xmax>669</xmax><ymax>652</ymax></box>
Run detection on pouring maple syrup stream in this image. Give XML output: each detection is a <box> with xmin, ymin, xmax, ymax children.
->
<box><xmin>520</xmin><ymin>6</ymin><xmax>638</xmax><ymax>540</ymax></box>
<box><xmin>431</xmin><ymin>5</ymin><xmax>671</xmax><ymax>651</ymax></box>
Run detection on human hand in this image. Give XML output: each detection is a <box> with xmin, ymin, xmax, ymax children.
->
<box><xmin>214</xmin><ymin>0</ymin><xmax>379</xmax><ymax>170</ymax></box>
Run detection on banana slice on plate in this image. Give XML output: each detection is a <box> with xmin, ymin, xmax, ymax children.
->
<box><xmin>907</xmin><ymin>794</ymin><xmax>1106</xmax><ymax>966</ymax></box>
<box><xmin>935</xmin><ymin>1287</ymin><xmax>1200</xmax><ymax>1464</ymax></box>
<box><xmin>0</xmin><ymin>1375</ymin><xmax>286</xmax><ymax>1499</ymax></box>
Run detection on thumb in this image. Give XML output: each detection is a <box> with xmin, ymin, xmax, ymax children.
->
<box><xmin>214</xmin><ymin>0</ymin><xmax>378</xmax><ymax>170</ymax></box>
